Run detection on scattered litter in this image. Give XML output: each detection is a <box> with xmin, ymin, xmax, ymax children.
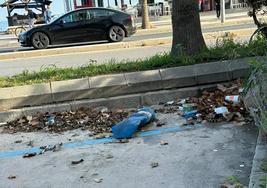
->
<box><xmin>160</xmin><ymin>141</ymin><xmax>168</xmax><ymax>145</ymax></box>
<box><xmin>27</xmin><ymin>141</ymin><xmax>34</xmax><ymax>147</ymax></box>
<box><xmin>112</xmin><ymin>107</ymin><xmax>155</xmax><ymax>139</ymax></box>
<box><xmin>213</xmin><ymin>149</ymin><xmax>218</xmax><ymax>152</ymax></box>
<box><xmin>93</xmin><ymin>133</ymin><xmax>112</xmax><ymax>139</ymax></box>
<box><xmin>71</xmin><ymin>159</ymin><xmax>84</xmax><ymax>165</ymax></box>
<box><xmin>26</xmin><ymin>116</ymin><xmax>33</xmax><ymax>122</ymax></box>
<box><xmin>23</xmin><ymin>152</ymin><xmax>37</xmax><ymax>158</ymax></box>
<box><xmin>183</xmin><ymin>117</ymin><xmax>195</xmax><ymax>126</ymax></box>
<box><xmin>8</xmin><ymin>175</ymin><xmax>16</xmax><ymax>179</ymax></box>
<box><xmin>178</xmin><ymin>99</ymin><xmax>187</xmax><ymax>105</ymax></box>
<box><xmin>182</xmin><ymin>103</ymin><xmax>197</xmax><ymax>112</ymax></box>
<box><xmin>183</xmin><ymin>110</ymin><xmax>198</xmax><ymax>119</ymax></box>
<box><xmin>4</xmin><ymin>107</ymin><xmax>128</xmax><ymax>134</ymax></box>
<box><xmin>225</xmin><ymin>95</ymin><xmax>239</xmax><ymax>103</ymax></box>
<box><xmin>39</xmin><ymin>143</ymin><xmax>63</xmax><ymax>154</ymax></box>
<box><xmin>94</xmin><ymin>178</ymin><xmax>103</xmax><ymax>183</ymax></box>
<box><xmin>46</xmin><ymin>115</ymin><xmax>55</xmax><ymax>126</ymax></box>
<box><xmin>178</xmin><ymin>106</ymin><xmax>184</xmax><ymax>111</ymax></box>
<box><xmin>14</xmin><ymin>140</ymin><xmax>22</xmax><ymax>143</ymax></box>
<box><xmin>165</xmin><ymin>101</ymin><xmax>175</xmax><ymax>106</ymax></box>
<box><xmin>0</xmin><ymin>122</ymin><xmax>7</xmax><ymax>126</ymax></box>
<box><xmin>151</xmin><ymin>162</ymin><xmax>159</xmax><ymax>168</ymax></box>
<box><xmin>239</xmin><ymin>164</ymin><xmax>245</xmax><ymax>168</ymax></box>
<box><xmin>215</xmin><ymin>107</ymin><xmax>229</xmax><ymax>114</ymax></box>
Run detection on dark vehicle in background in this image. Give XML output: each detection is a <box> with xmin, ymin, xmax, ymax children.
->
<box><xmin>18</xmin><ymin>8</ymin><xmax>136</xmax><ymax>49</ymax></box>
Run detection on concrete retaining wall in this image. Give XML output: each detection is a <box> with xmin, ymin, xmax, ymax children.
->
<box><xmin>0</xmin><ymin>57</ymin><xmax>258</xmax><ymax>112</ymax></box>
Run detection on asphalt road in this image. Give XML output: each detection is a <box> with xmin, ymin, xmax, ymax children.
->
<box><xmin>0</xmin><ymin>23</ymin><xmax>256</xmax><ymax>54</ymax></box>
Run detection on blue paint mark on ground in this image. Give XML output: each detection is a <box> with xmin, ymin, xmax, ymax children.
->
<box><xmin>0</xmin><ymin>124</ymin><xmax>203</xmax><ymax>159</ymax></box>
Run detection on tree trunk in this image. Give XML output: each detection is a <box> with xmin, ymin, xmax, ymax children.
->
<box><xmin>171</xmin><ymin>0</ymin><xmax>206</xmax><ymax>55</ymax></box>
<box><xmin>141</xmin><ymin>0</ymin><xmax>150</xmax><ymax>29</ymax></box>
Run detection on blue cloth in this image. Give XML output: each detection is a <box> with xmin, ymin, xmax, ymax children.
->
<box><xmin>112</xmin><ymin>107</ymin><xmax>155</xmax><ymax>139</ymax></box>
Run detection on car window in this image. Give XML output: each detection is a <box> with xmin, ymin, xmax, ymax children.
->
<box><xmin>88</xmin><ymin>9</ymin><xmax>115</xmax><ymax>19</ymax></box>
<box><xmin>61</xmin><ymin>10</ymin><xmax>90</xmax><ymax>23</ymax></box>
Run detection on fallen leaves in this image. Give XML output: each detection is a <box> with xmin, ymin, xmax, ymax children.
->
<box><xmin>4</xmin><ymin>107</ymin><xmax>128</xmax><ymax>134</ymax></box>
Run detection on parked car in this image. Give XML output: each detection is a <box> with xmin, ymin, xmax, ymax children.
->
<box><xmin>18</xmin><ymin>8</ymin><xmax>136</xmax><ymax>49</ymax></box>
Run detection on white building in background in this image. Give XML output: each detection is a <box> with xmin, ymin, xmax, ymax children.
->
<box><xmin>63</xmin><ymin>0</ymin><xmax>137</xmax><ymax>12</ymax></box>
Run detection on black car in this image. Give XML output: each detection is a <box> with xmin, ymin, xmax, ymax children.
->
<box><xmin>18</xmin><ymin>8</ymin><xmax>136</xmax><ymax>49</ymax></box>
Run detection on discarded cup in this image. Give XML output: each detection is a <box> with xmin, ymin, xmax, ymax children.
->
<box><xmin>225</xmin><ymin>95</ymin><xmax>239</xmax><ymax>103</ymax></box>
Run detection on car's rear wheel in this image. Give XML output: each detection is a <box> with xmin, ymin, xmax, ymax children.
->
<box><xmin>31</xmin><ymin>32</ymin><xmax>49</xmax><ymax>49</ymax></box>
<box><xmin>108</xmin><ymin>26</ymin><xmax>125</xmax><ymax>42</ymax></box>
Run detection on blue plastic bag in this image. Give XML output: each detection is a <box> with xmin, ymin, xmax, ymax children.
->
<box><xmin>112</xmin><ymin>107</ymin><xmax>155</xmax><ymax>139</ymax></box>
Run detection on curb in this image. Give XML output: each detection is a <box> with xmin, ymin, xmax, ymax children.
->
<box><xmin>0</xmin><ymin>57</ymin><xmax>260</xmax><ymax>114</ymax></box>
<box><xmin>0</xmin><ymin>28</ymin><xmax>255</xmax><ymax>61</ymax></box>
<box><xmin>249</xmin><ymin>131</ymin><xmax>267</xmax><ymax>188</ymax></box>
<box><xmin>0</xmin><ymin>83</ymin><xmax>219</xmax><ymax>123</ymax></box>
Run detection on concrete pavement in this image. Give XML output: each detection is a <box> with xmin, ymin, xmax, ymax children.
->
<box><xmin>0</xmin><ymin>113</ymin><xmax>257</xmax><ymax>188</ymax></box>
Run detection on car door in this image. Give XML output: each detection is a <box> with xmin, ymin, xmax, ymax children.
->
<box><xmin>49</xmin><ymin>10</ymin><xmax>90</xmax><ymax>44</ymax></box>
<box><xmin>84</xmin><ymin>9</ymin><xmax>114</xmax><ymax>41</ymax></box>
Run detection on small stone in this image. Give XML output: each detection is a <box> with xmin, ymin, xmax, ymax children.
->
<box><xmin>114</xmin><ymin>139</ymin><xmax>129</xmax><ymax>144</ymax></box>
<box><xmin>26</xmin><ymin>116</ymin><xmax>33</xmax><ymax>122</ymax></box>
<box><xmin>151</xmin><ymin>162</ymin><xmax>159</xmax><ymax>168</ymax></box>
<box><xmin>106</xmin><ymin>154</ymin><xmax>113</xmax><ymax>159</ymax></box>
<box><xmin>14</xmin><ymin>140</ymin><xmax>22</xmax><ymax>143</ymax></box>
<box><xmin>156</xmin><ymin>121</ymin><xmax>165</xmax><ymax>127</ymax></box>
<box><xmin>71</xmin><ymin>159</ymin><xmax>84</xmax><ymax>165</ymax></box>
<box><xmin>201</xmin><ymin>120</ymin><xmax>208</xmax><ymax>124</ymax></box>
<box><xmin>27</xmin><ymin>141</ymin><xmax>34</xmax><ymax>147</ymax></box>
<box><xmin>8</xmin><ymin>175</ymin><xmax>16</xmax><ymax>179</ymax></box>
<box><xmin>220</xmin><ymin>184</ymin><xmax>229</xmax><ymax>188</ymax></box>
<box><xmin>23</xmin><ymin>152</ymin><xmax>37</xmax><ymax>158</ymax></box>
<box><xmin>94</xmin><ymin>178</ymin><xmax>103</xmax><ymax>183</ymax></box>
<box><xmin>80</xmin><ymin>176</ymin><xmax>84</xmax><ymax>179</ymax></box>
<box><xmin>160</xmin><ymin>141</ymin><xmax>168</xmax><ymax>146</ymax></box>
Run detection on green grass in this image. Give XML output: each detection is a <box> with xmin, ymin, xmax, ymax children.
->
<box><xmin>0</xmin><ymin>36</ymin><xmax>266</xmax><ymax>88</ymax></box>
<box><xmin>259</xmin><ymin>176</ymin><xmax>267</xmax><ymax>188</ymax></box>
<box><xmin>261</xmin><ymin>158</ymin><xmax>267</xmax><ymax>172</ymax></box>
<box><xmin>227</xmin><ymin>175</ymin><xmax>241</xmax><ymax>184</ymax></box>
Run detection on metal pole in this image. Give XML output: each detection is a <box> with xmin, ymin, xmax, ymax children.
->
<box><xmin>221</xmin><ymin>0</ymin><xmax>225</xmax><ymax>23</ymax></box>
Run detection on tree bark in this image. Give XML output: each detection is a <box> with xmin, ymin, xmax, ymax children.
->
<box><xmin>171</xmin><ymin>0</ymin><xmax>206</xmax><ymax>55</ymax></box>
<box><xmin>141</xmin><ymin>0</ymin><xmax>150</xmax><ymax>29</ymax></box>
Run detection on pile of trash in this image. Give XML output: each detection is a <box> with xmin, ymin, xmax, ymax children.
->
<box><xmin>159</xmin><ymin>80</ymin><xmax>250</xmax><ymax>125</ymax></box>
<box><xmin>3</xmin><ymin>107</ymin><xmax>128</xmax><ymax>134</ymax></box>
